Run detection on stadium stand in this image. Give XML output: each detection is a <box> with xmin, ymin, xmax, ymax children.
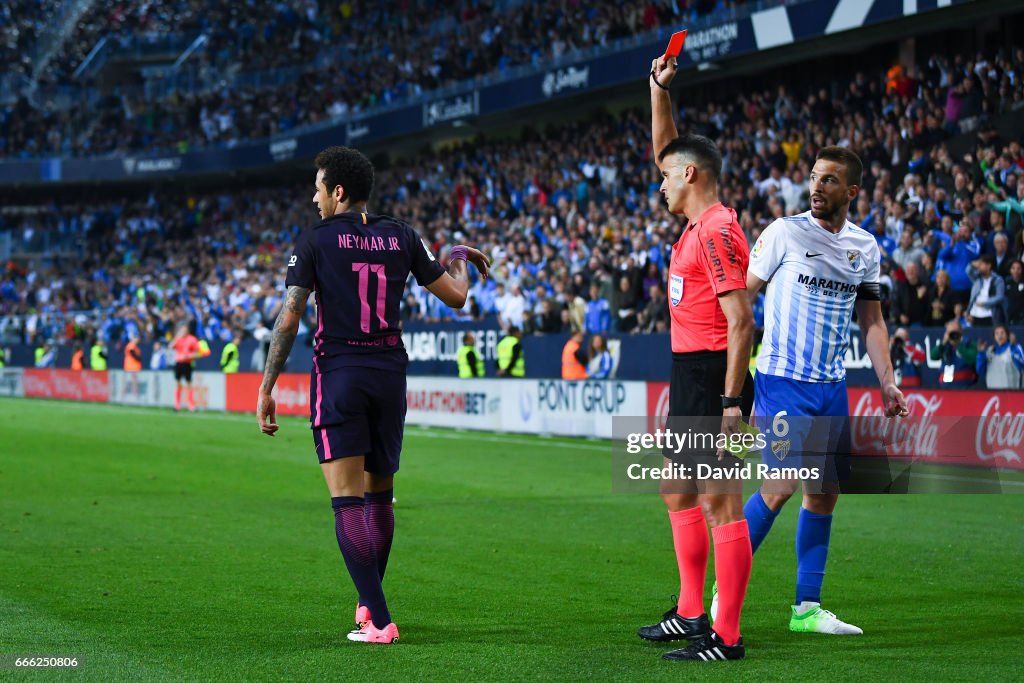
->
<box><xmin>0</xmin><ymin>0</ymin><xmax>74</xmax><ymax>79</ymax></box>
<box><xmin>2</xmin><ymin>42</ymin><xmax>1022</xmax><ymax>354</ymax></box>
<box><xmin>3</xmin><ymin>0</ymin><xmax>746</xmax><ymax>158</ymax></box>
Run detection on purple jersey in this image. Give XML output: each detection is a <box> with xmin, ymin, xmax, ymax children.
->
<box><xmin>285</xmin><ymin>211</ymin><xmax>445</xmax><ymax>372</ymax></box>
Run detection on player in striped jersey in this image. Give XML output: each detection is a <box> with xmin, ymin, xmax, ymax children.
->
<box><xmin>712</xmin><ymin>147</ymin><xmax>908</xmax><ymax>635</ymax></box>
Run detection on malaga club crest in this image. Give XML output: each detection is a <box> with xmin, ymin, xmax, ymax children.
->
<box><xmin>847</xmin><ymin>250</ymin><xmax>861</xmax><ymax>270</ymax></box>
<box><xmin>771</xmin><ymin>439</ymin><xmax>791</xmax><ymax>461</ymax></box>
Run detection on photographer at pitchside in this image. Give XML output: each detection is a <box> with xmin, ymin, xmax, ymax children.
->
<box><xmin>930</xmin><ymin>319</ymin><xmax>978</xmax><ymax>387</ymax></box>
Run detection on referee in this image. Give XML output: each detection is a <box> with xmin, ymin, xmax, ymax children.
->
<box><xmin>636</xmin><ymin>54</ymin><xmax>755</xmax><ymax>662</ymax></box>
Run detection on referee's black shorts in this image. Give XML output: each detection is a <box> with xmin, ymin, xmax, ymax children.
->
<box><xmin>173</xmin><ymin>362</ymin><xmax>193</xmax><ymax>382</ymax></box>
<box><xmin>662</xmin><ymin>349</ymin><xmax>755</xmax><ymax>479</ymax></box>
<box><xmin>669</xmin><ymin>349</ymin><xmax>754</xmax><ymax>418</ymax></box>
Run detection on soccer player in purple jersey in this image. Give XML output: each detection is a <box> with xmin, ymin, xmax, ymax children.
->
<box><xmin>257</xmin><ymin>146</ymin><xmax>489</xmax><ymax>644</ymax></box>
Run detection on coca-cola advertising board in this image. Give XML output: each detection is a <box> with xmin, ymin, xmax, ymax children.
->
<box><xmin>22</xmin><ymin>369</ymin><xmax>109</xmax><ymax>402</ymax></box>
<box><xmin>225</xmin><ymin>373</ymin><xmax>311</xmax><ymax>416</ymax></box>
<box><xmin>647</xmin><ymin>381</ymin><xmax>670</xmax><ymax>432</ymax></box>
<box><xmin>646</xmin><ymin>383</ymin><xmax>1022</xmax><ymax>470</ymax></box>
<box><xmin>848</xmin><ymin>388</ymin><xmax>1023</xmax><ymax>470</ymax></box>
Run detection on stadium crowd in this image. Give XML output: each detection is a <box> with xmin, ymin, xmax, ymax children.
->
<box><xmin>4</xmin><ymin>0</ymin><xmax>743</xmax><ymax>158</ymax></box>
<box><xmin>2</xmin><ymin>44</ymin><xmax>1024</xmax><ymax>384</ymax></box>
<box><xmin>0</xmin><ymin>0</ymin><xmax>63</xmax><ymax>80</ymax></box>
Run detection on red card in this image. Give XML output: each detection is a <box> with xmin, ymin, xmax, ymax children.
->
<box><xmin>664</xmin><ymin>30</ymin><xmax>687</xmax><ymax>59</ymax></box>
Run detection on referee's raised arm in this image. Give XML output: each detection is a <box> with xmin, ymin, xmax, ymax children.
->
<box><xmin>650</xmin><ymin>55</ymin><xmax>680</xmax><ymax>161</ymax></box>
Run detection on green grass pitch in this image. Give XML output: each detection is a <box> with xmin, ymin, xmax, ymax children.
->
<box><xmin>1</xmin><ymin>397</ymin><xmax>1022</xmax><ymax>681</ymax></box>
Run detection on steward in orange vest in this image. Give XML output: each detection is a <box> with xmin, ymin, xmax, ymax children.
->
<box><xmin>561</xmin><ymin>331</ymin><xmax>588</xmax><ymax>379</ymax></box>
<box><xmin>124</xmin><ymin>337</ymin><xmax>143</xmax><ymax>371</ymax></box>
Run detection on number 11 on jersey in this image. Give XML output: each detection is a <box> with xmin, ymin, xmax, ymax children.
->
<box><xmin>352</xmin><ymin>262</ymin><xmax>388</xmax><ymax>333</ymax></box>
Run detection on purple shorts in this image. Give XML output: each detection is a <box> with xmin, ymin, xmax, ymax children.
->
<box><xmin>310</xmin><ymin>365</ymin><xmax>406</xmax><ymax>474</ymax></box>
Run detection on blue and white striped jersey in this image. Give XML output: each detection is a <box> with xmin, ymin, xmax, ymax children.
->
<box><xmin>749</xmin><ymin>212</ymin><xmax>881</xmax><ymax>382</ymax></box>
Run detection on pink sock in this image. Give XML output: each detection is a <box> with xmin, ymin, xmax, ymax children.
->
<box><xmin>174</xmin><ymin>387</ymin><xmax>181</xmax><ymax>410</ymax></box>
<box><xmin>668</xmin><ymin>506</ymin><xmax>709</xmax><ymax>618</ymax></box>
<box><xmin>711</xmin><ymin>520</ymin><xmax>752</xmax><ymax>646</ymax></box>
<box><xmin>187</xmin><ymin>389</ymin><xmax>195</xmax><ymax>410</ymax></box>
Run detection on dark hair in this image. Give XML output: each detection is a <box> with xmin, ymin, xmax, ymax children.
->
<box><xmin>816</xmin><ymin>146</ymin><xmax>863</xmax><ymax>187</ymax></box>
<box><xmin>657</xmin><ymin>134</ymin><xmax>722</xmax><ymax>182</ymax></box>
<box><xmin>978</xmin><ymin>253</ymin><xmax>995</xmax><ymax>267</ymax></box>
<box><xmin>314</xmin><ymin>146</ymin><xmax>374</xmax><ymax>203</ymax></box>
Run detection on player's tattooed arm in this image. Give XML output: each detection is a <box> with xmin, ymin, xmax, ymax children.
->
<box><xmin>260</xmin><ymin>285</ymin><xmax>310</xmax><ymax>393</ymax></box>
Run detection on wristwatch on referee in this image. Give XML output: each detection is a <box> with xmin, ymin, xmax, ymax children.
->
<box><xmin>721</xmin><ymin>395</ymin><xmax>743</xmax><ymax>409</ymax></box>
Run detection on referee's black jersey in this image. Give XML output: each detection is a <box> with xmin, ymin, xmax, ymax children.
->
<box><xmin>285</xmin><ymin>211</ymin><xmax>445</xmax><ymax>372</ymax></box>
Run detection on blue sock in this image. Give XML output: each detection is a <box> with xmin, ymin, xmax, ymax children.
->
<box><xmin>795</xmin><ymin>507</ymin><xmax>833</xmax><ymax>605</ymax></box>
<box><xmin>744</xmin><ymin>490</ymin><xmax>780</xmax><ymax>554</ymax></box>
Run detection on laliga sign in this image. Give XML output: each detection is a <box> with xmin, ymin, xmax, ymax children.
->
<box><xmin>541</xmin><ymin>66</ymin><xmax>589</xmax><ymax>97</ymax></box>
<box><xmin>269</xmin><ymin>137</ymin><xmax>298</xmax><ymax>162</ymax></box>
<box><xmin>346</xmin><ymin>122</ymin><xmax>370</xmax><ymax>143</ymax></box>
<box><xmin>423</xmin><ymin>91</ymin><xmax>479</xmax><ymax>127</ymax></box>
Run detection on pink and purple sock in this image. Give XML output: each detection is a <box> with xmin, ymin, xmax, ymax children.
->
<box><xmin>332</xmin><ymin>496</ymin><xmax>391</xmax><ymax>629</ymax></box>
